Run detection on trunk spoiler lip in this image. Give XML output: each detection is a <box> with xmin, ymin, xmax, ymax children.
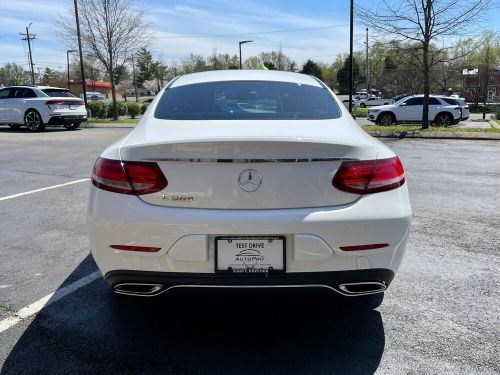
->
<box><xmin>138</xmin><ymin>157</ymin><xmax>359</xmax><ymax>163</ymax></box>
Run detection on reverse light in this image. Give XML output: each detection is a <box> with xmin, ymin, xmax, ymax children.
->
<box><xmin>91</xmin><ymin>157</ymin><xmax>167</xmax><ymax>195</ymax></box>
<box><xmin>332</xmin><ymin>156</ymin><xmax>405</xmax><ymax>194</ymax></box>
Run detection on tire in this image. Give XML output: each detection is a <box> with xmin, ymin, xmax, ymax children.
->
<box><xmin>435</xmin><ymin>113</ymin><xmax>453</xmax><ymax>127</ymax></box>
<box><xmin>360</xmin><ymin>103</ymin><xmax>366</xmax><ymax>108</ymax></box>
<box><xmin>24</xmin><ymin>110</ymin><xmax>46</xmax><ymax>132</ymax></box>
<box><xmin>64</xmin><ymin>122</ymin><xmax>81</xmax><ymax>130</ymax></box>
<box><xmin>378</xmin><ymin>112</ymin><xmax>395</xmax><ymax>125</ymax></box>
<box><xmin>8</xmin><ymin>124</ymin><xmax>21</xmax><ymax>130</ymax></box>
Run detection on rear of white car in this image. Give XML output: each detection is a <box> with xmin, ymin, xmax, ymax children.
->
<box><xmin>87</xmin><ymin>71</ymin><xmax>411</xmax><ymax>299</ymax></box>
<box><xmin>0</xmin><ymin>86</ymin><xmax>87</xmax><ymax>131</ymax></box>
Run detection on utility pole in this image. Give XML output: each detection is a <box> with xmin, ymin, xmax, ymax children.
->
<box><xmin>131</xmin><ymin>53</ymin><xmax>139</xmax><ymax>102</ymax></box>
<box><xmin>348</xmin><ymin>0</ymin><xmax>354</xmax><ymax>113</ymax></box>
<box><xmin>20</xmin><ymin>24</ymin><xmax>36</xmax><ymax>84</ymax></box>
<box><xmin>365</xmin><ymin>27</ymin><xmax>369</xmax><ymax>93</ymax></box>
<box><xmin>74</xmin><ymin>0</ymin><xmax>88</xmax><ymax>107</ymax></box>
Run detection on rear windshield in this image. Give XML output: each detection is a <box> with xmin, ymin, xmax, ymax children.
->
<box><xmin>154</xmin><ymin>81</ymin><xmax>341</xmax><ymax>120</ymax></box>
<box><xmin>42</xmin><ymin>89</ymin><xmax>77</xmax><ymax>97</ymax></box>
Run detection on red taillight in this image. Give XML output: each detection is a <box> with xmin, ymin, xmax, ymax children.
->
<box><xmin>110</xmin><ymin>245</ymin><xmax>161</xmax><ymax>252</ymax></box>
<box><xmin>45</xmin><ymin>100</ymin><xmax>66</xmax><ymax>106</ymax></box>
<box><xmin>91</xmin><ymin>157</ymin><xmax>167</xmax><ymax>195</ymax></box>
<box><xmin>332</xmin><ymin>157</ymin><xmax>405</xmax><ymax>194</ymax></box>
<box><xmin>339</xmin><ymin>243</ymin><xmax>389</xmax><ymax>251</ymax></box>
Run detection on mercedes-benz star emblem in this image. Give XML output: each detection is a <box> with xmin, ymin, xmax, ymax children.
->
<box><xmin>238</xmin><ymin>169</ymin><xmax>262</xmax><ymax>192</ymax></box>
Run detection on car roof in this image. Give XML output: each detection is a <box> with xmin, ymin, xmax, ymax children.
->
<box><xmin>37</xmin><ymin>86</ymin><xmax>70</xmax><ymax>90</ymax></box>
<box><xmin>1</xmin><ymin>85</ymin><xmax>68</xmax><ymax>90</ymax></box>
<box><xmin>170</xmin><ymin>70</ymin><xmax>323</xmax><ymax>88</ymax></box>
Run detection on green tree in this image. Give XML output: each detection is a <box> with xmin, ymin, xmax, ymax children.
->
<box><xmin>263</xmin><ymin>61</ymin><xmax>276</xmax><ymax>70</ymax></box>
<box><xmin>136</xmin><ymin>47</ymin><xmax>157</xmax><ymax>86</ymax></box>
<box><xmin>300</xmin><ymin>59</ymin><xmax>323</xmax><ymax>80</ymax></box>
<box><xmin>41</xmin><ymin>67</ymin><xmax>58</xmax><ymax>83</ymax></box>
<box><xmin>336</xmin><ymin>57</ymin><xmax>364</xmax><ymax>94</ymax></box>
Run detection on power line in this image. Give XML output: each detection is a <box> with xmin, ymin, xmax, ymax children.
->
<box><xmin>150</xmin><ymin>24</ymin><xmax>349</xmax><ymax>39</ymax></box>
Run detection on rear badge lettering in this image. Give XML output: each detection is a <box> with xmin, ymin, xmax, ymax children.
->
<box><xmin>162</xmin><ymin>194</ymin><xmax>194</xmax><ymax>202</ymax></box>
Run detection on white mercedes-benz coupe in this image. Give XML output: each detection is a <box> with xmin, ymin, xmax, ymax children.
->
<box><xmin>87</xmin><ymin>70</ymin><xmax>411</xmax><ymax>300</ymax></box>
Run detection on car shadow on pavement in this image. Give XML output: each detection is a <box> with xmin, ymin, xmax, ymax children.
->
<box><xmin>2</xmin><ymin>255</ymin><xmax>386</xmax><ymax>375</ymax></box>
<box><xmin>0</xmin><ymin>127</ymin><xmax>80</xmax><ymax>133</ymax></box>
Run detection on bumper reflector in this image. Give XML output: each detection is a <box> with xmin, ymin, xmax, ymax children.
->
<box><xmin>110</xmin><ymin>245</ymin><xmax>161</xmax><ymax>252</ymax></box>
<box><xmin>339</xmin><ymin>243</ymin><xmax>389</xmax><ymax>251</ymax></box>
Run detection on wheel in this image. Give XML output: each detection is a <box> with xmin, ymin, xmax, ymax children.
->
<box><xmin>8</xmin><ymin>124</ymin><xmax>21</xmax><ymax>130</ymax></box>
<box><xmin>64</xmin><ymin>122</ymin><xmax>81</xmax><ymax>130</ymax></box>
<box><xmin>24</xmin><ymin>110</ymin><xmax>46</xmax><ymax>132</ymax></box>
<box><xmin>360</xmin><ymin>102</ymin><xmax>366</xmax><ymax>108</ymax></box>
<box><xmin>378</xmin><ymin>113</ymin><xmax>395</xmax><ymax>125</ymax></box>
<box><xmin>435</xmin><ymin>113</ymin><xmax>452</xmax><ymax>127</ymax></box>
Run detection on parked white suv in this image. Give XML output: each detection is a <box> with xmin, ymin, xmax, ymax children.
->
<box><xmin>367</xmin><ymin>95</ymin><xmax>462</xmax><ymax>126</ymax></box>
<box><xmin>0</xmin><ymin>86</ymin><xmax>87</xmax><ymax>131</ymax></box>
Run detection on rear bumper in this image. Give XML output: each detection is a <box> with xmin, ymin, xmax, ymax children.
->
<box><xmin>47</xmin><ymin>114</ymin><xmax>87</xmax><ymax>125</ymax></box>
<box><xmin>88</xmin><ymin>184</ymin><xmax>412</xmax><ymax>278</ymax></box>
<box><xmin>105</xmin><ymin>268</ymin><xmax>395</xmax><ymax>296</ymax></box>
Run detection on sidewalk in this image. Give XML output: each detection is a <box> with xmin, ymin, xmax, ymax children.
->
<box><xmin>365</xmin><ymin>129</ymin><xmax>500</xmax><ymax>140</ymax></box>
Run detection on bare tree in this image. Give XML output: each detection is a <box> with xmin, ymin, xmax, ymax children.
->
<box><xmin>358</xmin><ymin>0</ymin><xmax>490</xmax><ymax>128</ymax></box>
<box><xmin>58</xmin><ymin>0</ymin><xmax>148</xmax><ymax>119</ymax></box>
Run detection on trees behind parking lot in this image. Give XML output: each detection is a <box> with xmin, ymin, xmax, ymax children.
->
<box><xmin>0</xmin><ymin>63</ymin><xmax>30</xmax><ymax>85</ymax></box>
<box><xmin>357</xmin><ymin>0</ymin><xmax>491</xmax><ymax>128</ymax></box>
<box><xmin>58</xmin><ymin>0</ymin><xmax>148</xmax><ymax>119</ymax></box>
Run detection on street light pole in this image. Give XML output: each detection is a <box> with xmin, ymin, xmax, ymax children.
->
<box><xmin>365</xmin><ymin>27</ymin><xmax>369</xmax><ymax>93</ymax></box>
<box><xmin>74</xmin><ymin>0</ymin><xmax>87</xmax><ymax>107</ymax></box>
<box><xmin>239</xmin><ymin>40</ymin><xmax>253</xmax><ymax>69</ymax></box>
<box><xmin>67</xmin><ymin>50</ymin><xmax>77</xmax><ymax>89</ymax></box>
<box><xmin>348</xmin><ymin>0</ymin><xmax>354</xmax><ymax>113</ymax></box>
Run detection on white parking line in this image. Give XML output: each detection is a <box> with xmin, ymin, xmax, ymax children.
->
<box><xmin>0</xmin><ymin>271</ymin><xmax>101</xmax><ymax>334</ymax></box>
<box><xmin>0</xmin><ymin>178</ymin><xmax>90</xmax><ymax>201</ymax></box>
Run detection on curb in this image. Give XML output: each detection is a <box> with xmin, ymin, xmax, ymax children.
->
<box><xmin>365</xmin><ymin>130</ymin><xmax>500</xmax><ymax>141</ymax></box>
<box><xmin>489</xmin><ymin>120</ymin><xmax>500</xmax><ymax>129</ymax></box>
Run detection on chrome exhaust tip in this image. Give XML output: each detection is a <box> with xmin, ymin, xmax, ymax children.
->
<box><xmin>337</xmin><ymin>281</ymin><xmax>386</xmax><ymax>296</ymax></box>
<box><xmin>114</xmin><ymin>283</ymin><xmax>164</xmax><ymax>297</ymax></box>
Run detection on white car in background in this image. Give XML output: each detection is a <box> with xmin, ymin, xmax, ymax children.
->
<box><xmin>367</xmin><ymin>95</ymin><xmax>462</xmax><ymax>125</ymax></box>
<box><xmin>87</xmin><ymin>70</ymin><xmax>412</xmax><ymax>303</ymax></box>
<box><xmin>356</xmin><ymin>96</ymin><xmax>392</xmax><ymax>108</ymax></box>
<box><xmin>0</xmin><ymin>86</ymin><xmax>87</xmax><ymax>131</ymax></box>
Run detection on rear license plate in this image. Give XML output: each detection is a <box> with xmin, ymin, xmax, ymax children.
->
<box><xmin>215</xmin><ymin>236</ymin><xmax>286</xmax><ymax>274</ymax></box>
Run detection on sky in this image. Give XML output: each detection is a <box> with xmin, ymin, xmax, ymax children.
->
<box><xmin>0</xmin><ymin>0</ymin><xmax>499</xmax><ymax>73</ymax></box>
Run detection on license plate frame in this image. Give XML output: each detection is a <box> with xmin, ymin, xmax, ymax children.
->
<box><xmin>215</xmin><ymin>235</ymin><xmax>286</xmax><ymax>274</ymax></box>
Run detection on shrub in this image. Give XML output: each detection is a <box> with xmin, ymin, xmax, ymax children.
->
<box><xmin>118</xmin><ymin>102</ymin><xmax>128</xmax><ymax>116</ymax></box>
<box><xmin>87</xmin><ymin>100</ymin><xmax>106</xmax><ymax>118</ymax></box>
<box><xmin>141</xmin><ymin>102</ymin><xmax>149</xmax><ymax>115</ymax></box>
<box><xmin>105</xmin><ymin>102</ymin><xmax>128</xmax><ymax>118</ymax></box>
<box><xmin>127</xmin><ymin>102</ymin><xmax>140</xmax><ymax>119</ymax></box>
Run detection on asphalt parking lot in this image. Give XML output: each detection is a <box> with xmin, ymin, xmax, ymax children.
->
<box><xmin>0</xmin><ymin>126</ymin><xmax>499</xmax><ymax>374</ymax></box>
